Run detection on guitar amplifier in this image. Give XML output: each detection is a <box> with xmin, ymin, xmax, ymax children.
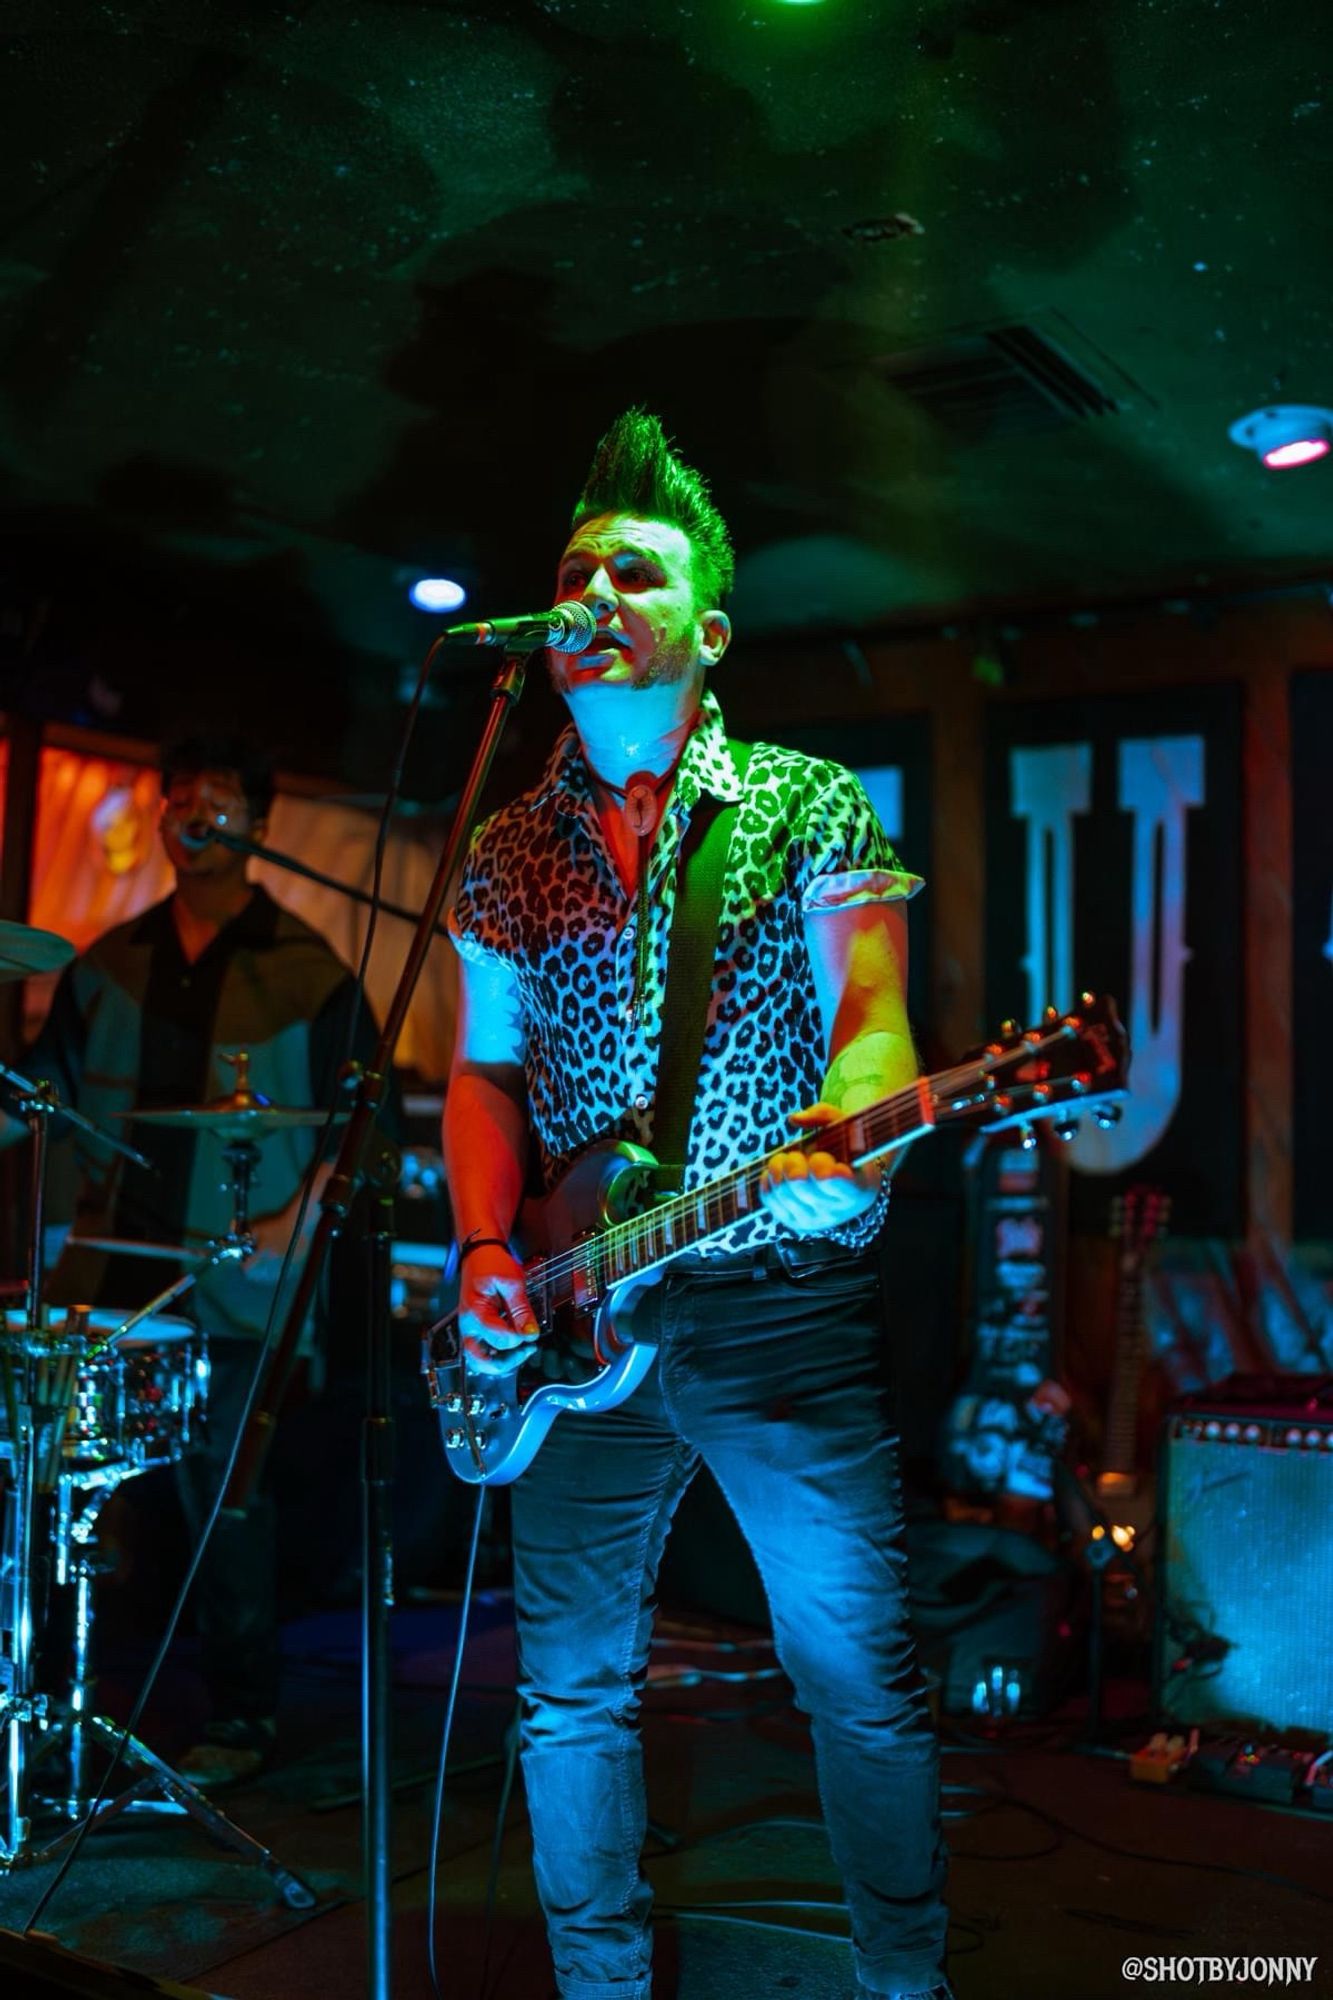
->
<box><xmin>1155</xmin><ymin>1379</ymin><xmax>1333</xmax><ymax>1737</ymax></box>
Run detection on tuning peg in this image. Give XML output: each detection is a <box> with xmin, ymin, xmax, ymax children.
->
<box><xmin>1053</xmin><ymin>1120</ymin><xmax>1080</xmax><ymax>1143</ymax></box>
<box><xmin>1093</xmin><ymin>1103</ymin><xmax>1123</xmax><ymax>1129</ymax></box>
<box><xmin>1044</xmin><ymin>1004</ymin><xmax>1061</xmax><ymax>1023</ymax></box>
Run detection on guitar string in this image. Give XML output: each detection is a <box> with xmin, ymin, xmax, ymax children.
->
<box><xmin>530</xmin><ymin>1081</ymin><xmax>926</xmax><ymax>1297</ymax></box>
<box><xmin>440</xmin><ymin>1023</ymin><xmax>1099</xmax><ymax>1318</ymax></box>
<box><xmin>526</xmin><ymin>1031</ymin><xmax>1088</xmax><ymax>1300</ymax></box>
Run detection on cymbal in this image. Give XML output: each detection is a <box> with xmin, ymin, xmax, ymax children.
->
<box><xmin>122</xmin><ymin>1091</ymin><xmax>348</xmax><ymax>1138</ymax></box>
<box><xmin>0</xmin><ymin>919</ymin><xmax>75</xmax><ymax>982</ymax></box>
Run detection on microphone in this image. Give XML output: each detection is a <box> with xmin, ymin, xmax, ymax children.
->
<box><xmin>174</xmin><ymin>823</ymin><xmax>218</xmax><ymax>852</ymax></box>
<box><xmin>442</xmin><ymin>602</ymin><xmax>599</xmax><ymax>655</ymax></box>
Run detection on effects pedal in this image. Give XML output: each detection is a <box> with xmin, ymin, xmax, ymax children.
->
<box><xmin>1129</xmin><ymin>1730</ymin><xmax>1193</xmax><ymax>1784</ymax></box>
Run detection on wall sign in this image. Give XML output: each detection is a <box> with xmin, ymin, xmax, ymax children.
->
<box><xmin>986</xmin><ymin>687</ymin><xmax>1242</xmax><ymax>1236</ymax></box>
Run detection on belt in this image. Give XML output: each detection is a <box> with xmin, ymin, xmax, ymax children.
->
<box><xmin>667</xmin><ymin>1239</ymin><xmax>865</xmax><ymax>1283</ymax></box>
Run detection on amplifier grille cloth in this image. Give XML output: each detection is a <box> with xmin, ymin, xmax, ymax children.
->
<box><xmin>1158</xmin><ymin>1432</ymin><xmax>1333</xmax><ymax>1735</ymax></box>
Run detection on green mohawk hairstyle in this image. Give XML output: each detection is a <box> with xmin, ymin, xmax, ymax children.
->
<box><xmin>572</xmin><ymin>408</ymin><xmax>736</xmax><ymax>607</ymax></box>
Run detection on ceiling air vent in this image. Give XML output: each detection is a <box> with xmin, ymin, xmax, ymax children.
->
<box><xmin>874</xmin><ymin>320</ymin><xmax>1125</xmax><ymax>442</ymax></box>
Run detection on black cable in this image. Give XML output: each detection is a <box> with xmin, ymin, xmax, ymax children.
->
<box><xmin>979</xmin><ymin>1786</ymin><xmax>1333</xmax><ymax>1904</ymax></box>
<box><xmin>427</xmin><ymin>1484</ymin><xmax>488</xmax><ymax>2000</ymax></box>
<box><xmin>23</xmin><ymin>647</ymin><xmax>436</xmax><ymax>1933</ymax></box>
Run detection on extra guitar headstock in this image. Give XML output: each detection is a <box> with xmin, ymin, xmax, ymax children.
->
<box><xmin>932</xmin><ymin>992</ymin><xmax>1130</xmax><ymax>1144</ymax></box>
<box><xmin>1111</xmin><ymin>1183</ymin><xmax>1172</xmax><ymax>1252</ymax></box>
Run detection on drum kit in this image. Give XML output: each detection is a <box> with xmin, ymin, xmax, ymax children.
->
<box><xmin>0</xmin><ymin>919</ymin><xmax>322</xmax><ymax>1906</ymax></box>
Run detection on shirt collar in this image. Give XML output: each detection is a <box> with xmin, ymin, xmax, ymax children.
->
<box><xmin>532</xmin><ymin>687</ymin><xmax>743</xmax><ymax>821</ymax></box>
<box><xmin>130</xmin><ymin>884</ymin><xmax>276</xmax><ymax>950</ymax></box>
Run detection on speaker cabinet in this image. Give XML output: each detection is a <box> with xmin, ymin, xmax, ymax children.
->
<box><xmin>1155</xmin><ymin>1384</ymin><xmax>1333</xmax><ymax>1737</ymax></box>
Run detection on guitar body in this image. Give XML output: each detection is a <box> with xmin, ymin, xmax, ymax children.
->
<box><xmin>424</xmin><ymin>1142</ymin><xmax>666</xmax><ymax>1485</ymax></box>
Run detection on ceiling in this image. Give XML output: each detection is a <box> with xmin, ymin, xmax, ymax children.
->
<box><xmin>1</xmin><ymin>0</ymin><xmax>1330</xmax><ymax>775</ymax></box>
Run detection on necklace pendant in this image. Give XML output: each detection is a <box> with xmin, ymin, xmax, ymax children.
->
<box><xmin>623</xmin><ymin>776</ymin><xmax>661</xmax><ymax>841</ymax></box>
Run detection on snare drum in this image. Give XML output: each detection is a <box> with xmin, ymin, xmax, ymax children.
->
<box><xmin>1</xmin><ymin>1308</ymin><xmax>209</xmax><ymax>1475</ymax></box>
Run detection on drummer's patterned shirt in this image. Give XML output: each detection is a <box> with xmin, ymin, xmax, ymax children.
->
<box><xmin>450</xmin><ymin>688</ymin><xmax>923</xmax><ymax>1259</ymax></box>
<box><xmin>27</xmin><ymin>887</ymin><xmax>370</xmax><ymax>1339</ymax></box>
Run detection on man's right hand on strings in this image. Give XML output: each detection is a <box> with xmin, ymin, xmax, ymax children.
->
<box><xmin>457</xmin><ymin>1241</ymin><xmax>541</xmax><ymax>1375</ymax></box>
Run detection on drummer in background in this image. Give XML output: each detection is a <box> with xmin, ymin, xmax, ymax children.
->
<box><xmin>0</xmin><ymin>736</ymin><xmax>382</xmax><ymax>1788</ymax></box>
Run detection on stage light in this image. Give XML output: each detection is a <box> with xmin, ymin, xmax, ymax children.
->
<box><xmin>1228</xmin><ymin>405</ymin><xmax>1333</xmax><ymax>470</ymax></box>
<box><xmin>408</xmin><ymin>576</ymin><xmax>467</xmax><ymax>612</ymax></box>
<box><xmin>1264</xmin><ymin>437</ymin><xmax>1330</xmax><ymax>469</ymax></box>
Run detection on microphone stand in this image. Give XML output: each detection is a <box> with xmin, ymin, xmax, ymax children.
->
<box><xmin>203</xmin><ymin>827</ymin><xmax>453</xmax><ymax>941</ymax></box>
<box><xmin>221</xmin><ymin>645</ymin><xmax>533</xmax><ymax>2000</ymax></box>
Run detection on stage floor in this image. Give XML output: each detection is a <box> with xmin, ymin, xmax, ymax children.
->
<box><xmin>1</xmin><ymin>1597</ymin><xmax>1328</xmax><ymax>2000</ymax></box>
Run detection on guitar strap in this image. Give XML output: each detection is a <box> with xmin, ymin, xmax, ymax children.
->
<box><xmin>649</xmin><ymin>739</ymin><xmax>752</xmax><ymax>1187</ymax></box>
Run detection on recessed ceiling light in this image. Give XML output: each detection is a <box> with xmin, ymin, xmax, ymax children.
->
<box><xmin>1228</xmin><ymin>405</ymin><xmax>1333</xmax><ymax>470</ymax></box>
<box><xmin>408</xmin><ymin>576</ymin><xmax>467</xmax><ymax>612</ymax></box>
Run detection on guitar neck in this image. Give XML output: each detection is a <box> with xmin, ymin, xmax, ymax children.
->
<box><xmin>520</xmin><ymin>1002</ymin><xmax>1126</xmax><ymax>1314</ymax></box>
<box><xmin>621</xmin><ymin>1077</ymin><xmax>931</xmax><ymax>1275</ymax></box>
<box><xmin>533</xmin><ymin>1075</ymin><xmax>936</xmax><ymax>1304</ymax></box>
<box><xmin>1101</xmin><ymin>1261</ymin><xmax>1148</xmax><ymax>1480</ymax></box>
<box><xmin>1100</xmin><ymin>1185</ymin><xmax>1170</xmax><ymax>1488</ymax></box>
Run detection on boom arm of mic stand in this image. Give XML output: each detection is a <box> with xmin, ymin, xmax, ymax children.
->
<box><xmin>222</xmin><ymin>647</ymin><xmax>531</xmax><ymax>1512</ymax></box>
<box><xmin>206</xmin><ymin>828</ymin><xmax>452</xmax><ymax>941</ymax></box>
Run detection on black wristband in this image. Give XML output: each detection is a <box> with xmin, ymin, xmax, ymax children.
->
<box><xmin>458</xmin><ymin>1232</ymin><xmax>511</xmax><ymax>1263</ymax></box>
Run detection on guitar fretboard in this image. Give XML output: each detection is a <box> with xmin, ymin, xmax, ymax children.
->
<box><xmin>1102</xmin><ymin>1260</ymin><xmax>1148</xmax><ymax>1478</ymax></box>
<box><xmin>531</xmin><ymin>1075</ymin><xmax>944</xmax><ymax>1309</ymax></box>
<box><xmin>514</xmin><ymin>1011</ymin><xmax>1112</xmax><ymax>1315</ymax></box>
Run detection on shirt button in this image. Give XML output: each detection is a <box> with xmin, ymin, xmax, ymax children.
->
<box><xmin>633</xmin><ymin>1094</ymin><xmax>649</xmax><ymax>1113</ymax></box>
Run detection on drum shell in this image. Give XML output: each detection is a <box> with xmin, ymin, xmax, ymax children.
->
<box><xmin>1</xmin><ymin>1308</ymin><xmax>209</xmax><ymax>1474</ymax></box>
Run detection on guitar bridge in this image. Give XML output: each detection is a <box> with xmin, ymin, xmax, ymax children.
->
<box><xmin>571</xmin><ymin>1233</ymin><xmax>603</xmax><ymax>1311</ymax></box>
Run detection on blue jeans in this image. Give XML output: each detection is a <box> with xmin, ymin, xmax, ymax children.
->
<box><xmin>510</xmin><ymin>1252</ymin><xmax>949</xmax><ymax>2000</ymax></box>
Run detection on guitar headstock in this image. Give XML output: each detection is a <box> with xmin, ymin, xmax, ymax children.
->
<box><xmin>1111</xmin><ymin>1183</ymin><xmax>1172</xmax><ymax>1253</ymax></box>
<box><xmin>931</xmin><ymin>993</ymin><xmax>1130</xmax><ymax>1143</ymax></box>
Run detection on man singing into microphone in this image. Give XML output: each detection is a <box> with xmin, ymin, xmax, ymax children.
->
<box><xmin>444</xmin><ymin>412</ymin><xmax>951</xmax><ymax>2000</ymax></box>
<box><xmin>3</xmin><ymin>737</ymin><xmax>376</xmax><ymax>1786</ymax></box>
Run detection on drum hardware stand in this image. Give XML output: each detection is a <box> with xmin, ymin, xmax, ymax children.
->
<box><xmin>1</xmin><ymin>1460</ymin><xmax>315</xmax><ymax>1908</ymax></box>
<box><xmin>219</xmin><ymin>643</ymin><xmax>535</xmax><ymax>2000</ymax></box>
<box><xmin>50</xmin><ymin>1471</ymin><xmax>122</xmax><ymax>1823</ymax></box>
<box><xmin>0</xmin><ymin>1100</ymin><xmax>314</xmax><ymax>1908</ymax></box>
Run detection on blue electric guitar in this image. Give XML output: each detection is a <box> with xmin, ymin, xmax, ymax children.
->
<box><xmin>424</xmin><ymin>995</ymin><xmax>1129</xmax><ymax>1485</ymax></box>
